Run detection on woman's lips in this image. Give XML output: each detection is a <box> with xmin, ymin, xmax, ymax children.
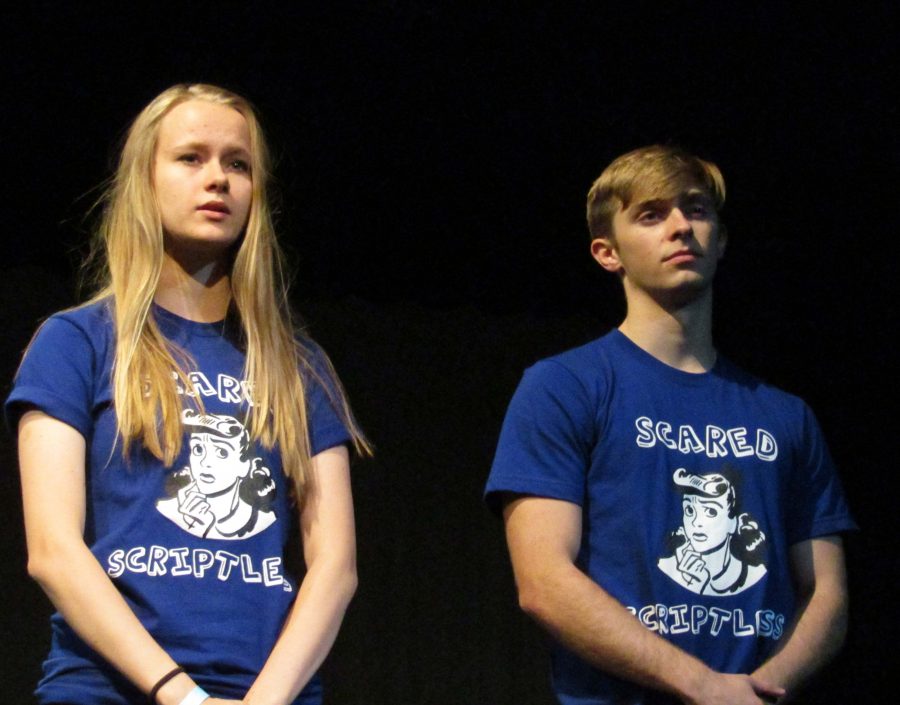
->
<box><xmin>198</xmin><ymin>201</ymin><xmax>231</xmax><ymax>217</ymax></box>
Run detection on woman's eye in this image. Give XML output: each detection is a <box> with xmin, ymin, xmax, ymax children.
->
<box><xmin>229</xmin><ymin>159</ymin><xmax>250</xmax><ymax>172</ymax></box>
<box><xmin>215</xmin><ymin>448</ymin><xmax>229</xmax><ymax>459</ymax></box>
<box><xmin>684</xmin><ymin>504</ymin><xmax>695</xmax><ymax>517</ymax></box>
<box><xmin>191</xmin><ymin>444</ymin><xmax>203</xmax><ymax>455</ymax></box>
<box><xmin>705</xmin><ymin>508</ymin><xmax>718</xmax><ymax>518</ymax></box>
<box><xmin>178</xmin><ymin>154</ymin><xmax>200</xmax><ymax>164</ymax></box>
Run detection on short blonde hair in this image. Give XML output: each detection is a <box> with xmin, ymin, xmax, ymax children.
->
<box><xmin>586</xmin><ymin>145</ymin><xmax>726</xmax><ymax>240</ymax></box>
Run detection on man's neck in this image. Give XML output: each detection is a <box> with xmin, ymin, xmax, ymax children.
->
<box><xmin>618</xmin><ymin>286</ymin><xmax>716</xmax><ymax>373</ymax></box>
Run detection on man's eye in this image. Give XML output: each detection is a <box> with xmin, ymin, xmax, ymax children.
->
<box><xmin>684</xmin><ymin>200</ymin><xmax>713</xmax><ymax>218</ymax></box>
<box><xmin>638</xmin><ymin>211</ymin><xmax>662</xmax><ymax>223</ymax></box>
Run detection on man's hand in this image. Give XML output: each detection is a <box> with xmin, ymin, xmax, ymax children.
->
<box><xmin>684</xmin><ymin>671</ymin><xmax>785</xmax><ymax>705</ymax></box>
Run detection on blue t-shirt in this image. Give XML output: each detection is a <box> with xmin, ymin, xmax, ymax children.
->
<box><xmin>485</xmin><ymin>330</ymin><xmax>856</xmax><ymax>705</ymax></box>
<box><xmin>7</xmin><ymin>300</ymin><xmax>352</xmax><ymax>705</ymax></box>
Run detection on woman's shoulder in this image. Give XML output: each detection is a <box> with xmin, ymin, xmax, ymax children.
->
<box><xmin>22</xmin><ymin>299</ymin><xmax>113</xmax><ymax>358</ymax></box>
<box><xmin>44</xmin><ymin>299</ymin><xmax>115</xmax><ymax>339</ymax></box>
<box><xmin>8</xmin><ymin>299</ymin><xmax>115</xmax><ymax>434</ymax></box>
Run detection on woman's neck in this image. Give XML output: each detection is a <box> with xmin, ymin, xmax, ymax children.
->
<box><xmin>155</xmin><ymin>253</ymin><xmax>232</xmax><ymax>322</ymax></box>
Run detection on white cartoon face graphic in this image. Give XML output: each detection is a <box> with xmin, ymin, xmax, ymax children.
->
<box><xmin>188</xmin><ymin>432</ymin><xmax>250</xmax><ymax>494</ymax></box>
<box><xmin>156</xmin><ymin>410</ymin><xmax>276</xmax><ymax>540</ymax></box>
<box><xmin>681</xmin><ymin>494</ymin><xmax>737</xmax><ymax>554</ymax></box>
<box><xmin>658</xmin><ymin>468</ymin><xmax>767</xmax><ymax>596</ymax></box>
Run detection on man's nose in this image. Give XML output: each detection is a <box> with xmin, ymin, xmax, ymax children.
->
<box><xmin>667</xmin><ymin>208</ymin><xmax>693</xmax><ymax>237</ymax></box>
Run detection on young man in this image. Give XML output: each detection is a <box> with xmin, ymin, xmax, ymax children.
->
<box><xmin>485</xmin><ymin>146</ymin><xmax>855</xmax><ymax>705</ymax></box>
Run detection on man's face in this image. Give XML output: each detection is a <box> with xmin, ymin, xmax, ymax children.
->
<box><xmin>681</xmin><ymin>493</ymin><xmax>736</xmax><ymax>554</ymax></box>
<box><xmin>593</xmin><ymin>186</ymin><xmax>726</xmax><ymax>304</ymax></box>
<box><xmin>188</xmin><ymin>432</ymin><xmax>251</xmax><ymax>494</ymax></box>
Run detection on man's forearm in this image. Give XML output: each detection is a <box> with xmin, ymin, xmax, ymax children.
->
<box><xmin>752</xmin><ymin>537</ymin><xmax>848</xmax><ymax>700</ymax></box>
<box><xmin>504</xmin><ymin>496</ymin><xmax>784</xmax><ymax>705</ymax></box>
<box><xmin>520</xmin><ymin>560</ymin><xmax>713</xmax><ymax>700</ymax></box>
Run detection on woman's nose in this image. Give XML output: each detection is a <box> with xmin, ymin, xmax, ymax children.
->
<box><xmin>205</xmin><ymin>163</ymin><xmax>229</xmax><ymax>193</ymax></box>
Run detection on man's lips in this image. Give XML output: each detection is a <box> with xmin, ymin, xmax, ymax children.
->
<box><xmin>664</xmin><ymin>249</ymin><xmax>700</xmax><ymax>263</ymax></box>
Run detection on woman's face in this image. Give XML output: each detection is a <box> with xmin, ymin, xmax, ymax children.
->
<box><xmin>682</xmin><ymin>493</ymin><xmax>736</xmax><ymax>553</ymax></box>
<box><xmin>153</xmin><ymin>99</ymin><xmax>253</xmax><ymax>265</ymax></box>
<box><xmin>188</xmin><ymin>432</ymin><xmax>251</xmax><ymax>494</ymax></box>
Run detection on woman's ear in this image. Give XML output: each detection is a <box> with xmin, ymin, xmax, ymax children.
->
<box><xmin>591</xmin><ymin>237</ymin><xmax>623</xmax><ymax>274</ymax></box>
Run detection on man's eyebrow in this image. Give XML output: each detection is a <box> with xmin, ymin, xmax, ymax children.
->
<box><xmin>630</xmin><ymin>197</ymin><xmax>670</xmax><ymax>211</ymax></box>
<box><xmin>681</xmin><ymin>189</ymin><xmax>714</xmax><ymax>203</ymax></box>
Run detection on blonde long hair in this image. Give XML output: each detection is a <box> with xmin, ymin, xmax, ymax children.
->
<box><xmin>86</xmin><ymin>83</ymin><xmax>369</xmax><ymax>498</ymax></box>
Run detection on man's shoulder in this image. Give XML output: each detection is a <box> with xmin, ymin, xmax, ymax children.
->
<box><xmin>715</xmin><ymin>355</ymin><xmax>810</xmax><ymax>416</ymax></box>
<box><xmin>528</xmin><ymin>330</ymin><xmax>621</xmax><ymax>382</ymax></box>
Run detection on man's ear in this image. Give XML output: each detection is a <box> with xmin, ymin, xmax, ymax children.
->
<box><xmin>716</xmin><ymin>223</ymin><xmax>728</xmax><ymax>260</ymax></box>
<box><xmin>591</xmin><ymin>237</ymin><xmax>623</xmax><ymax>274</ymax></box>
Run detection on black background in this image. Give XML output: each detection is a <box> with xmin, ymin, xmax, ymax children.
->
<box><xmin>2</xmin><ymin>3</ymin><xmax>895</xmax><ymax>703</ymax></box>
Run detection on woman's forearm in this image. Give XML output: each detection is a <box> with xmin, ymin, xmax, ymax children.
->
<box><xmin>28</xmin><ymin>539</ymin><xmax>201</xmax><ymax>704</ymax></box>
<box><xmin>20</xmin><ymin>412</ymin><xmax>199</xmax><ymax>705</ymax></box>
<box><xmin>244</xmin><ymin>445</ymin><xmax>357</xmax><ymax>705</ymax></box>
<box><xmin>244</xmin><ymin>556</ymin><xmax>357</xmax><ymax>705</ymax></box>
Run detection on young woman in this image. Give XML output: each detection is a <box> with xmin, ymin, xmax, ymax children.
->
<box><xmin>8</xmin><ymin>84</ymin><xmax>369</xmax><ymax>705</ymax></box>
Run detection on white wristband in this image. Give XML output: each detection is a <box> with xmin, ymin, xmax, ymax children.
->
<box><xmin>179</xmin><ymin>686</ymin><xmax>210</xmax><ymax>705</ymax></box>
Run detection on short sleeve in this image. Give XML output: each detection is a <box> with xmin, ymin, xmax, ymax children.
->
<box><xmin>484</xmin><ymin>360</ymin><xmax>597</xmax><ymax>515</ymax></box>
<box><xmin>786</xmin><ymin>402</ymin><xmax>857</xmax><ymax>543</ymax></box>
<box><xmin>5</xmin><ymin>316</ymin><xmax>98</xmax><ymax>438</ymax></box>
<box><xmin>301</xmin><ymin>342</ymin><xmax>355</xmax><ymax>456</ymax></box>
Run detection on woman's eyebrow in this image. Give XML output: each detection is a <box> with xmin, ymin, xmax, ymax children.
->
<box><xmin>164</xmin><ymin>139</ymin><xmax>250</xmax><ymax>155</ymax></box>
